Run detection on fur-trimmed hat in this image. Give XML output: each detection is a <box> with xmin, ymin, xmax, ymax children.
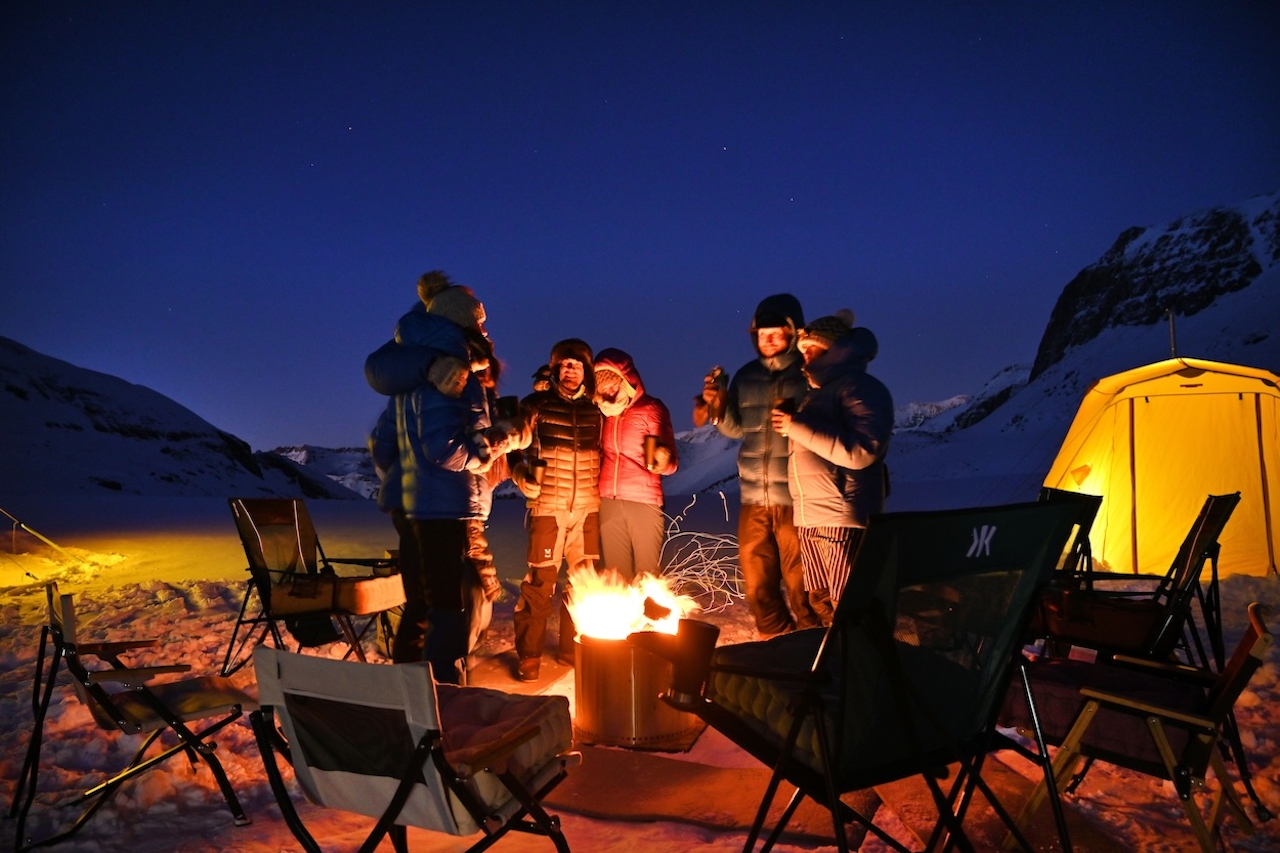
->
<box><xmin>799</xmin><ymin>309</ymin><xmax>855</xmax><ymax>347</ymax></box>
<box><xmin>549</xmin><ymin>338</ymin><xmax>593</xmax><ymax>370</ymax></box>
<box><xmin>751</xmin><ymin>293</ymin><xmax>805</xmax><ymax>331</ymax></box>
<box><xmin>428</xmin><ymin>285</ymin><xmax>485</xmax><ymax>331</ymax></box>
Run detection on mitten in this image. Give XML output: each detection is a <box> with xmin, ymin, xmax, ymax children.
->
<box><xmin>479</xmin><ymin>570</ymin><xmax>503</xmax><ymax>602</ymax></box>
<box><xmin>427</xmin><ymin>356</ymin><xmax>469</xmax><ymax>397</ymax></box>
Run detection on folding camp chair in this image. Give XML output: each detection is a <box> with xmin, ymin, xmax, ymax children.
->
<box><xmin>8</xmin><ymin>583</ymin><xmax>255</xmax><ymax>851</ymax></box>
<box><xmin>221</xmin><ymin>497</ymin><xmax>405</xmax><ymax>675</ymax></box>
<box><xmin>1037</xmin><ymin>488</ymin><xmax>1101</xmax><ymax>581</ymax></box>
<box><xmin>1003</xmin><ymin>602</ymin><xmax>1272</xmax><ymax>853</ymax></box>
<box><xmin>1037</xmin><ymin>492</ymin><xmax>1239</xmax><ymax>671</ymax></box>
<box><xmin>250</xmin><ymin>646</ymin><xmax>580</xmax><ymax>853</ymax></box>
<box><xmin>635</xmin><ymin>501</ymin><xmax>1079</xmax><ymax>853</ymax></box>
<box><xmin>1032</xmin><ymin>491</ymin><xmax>1268</xmax><ymax>820</ymax></box>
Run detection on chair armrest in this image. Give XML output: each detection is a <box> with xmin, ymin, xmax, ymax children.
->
<box><xmin>1109</xmin><ymin>654</ymin><xmax>1217</xmax><ymax>685</ymax></box>
<box><xmin>78</xmin><ymin>639</ymin><xmax>160</xmax><ymax>655</ymax></box>
<box><xmin>708</xmin><ymin>663</ymin><xmax>831</xmax><ymax>685</ymax></box>
<box><xmin>87</xmin><ymin>664</ymin><xmax>193</xmax><ymax>687</ymax></box>
<box><xmin>1078</xmin><ymin>687</ymin><xmax>1215</xmax><ymax>732</ymax></box>
<box><xmin>451</xmin><ymin>723</ymin><xmax>540</xmax><ymax>775</ymax></box>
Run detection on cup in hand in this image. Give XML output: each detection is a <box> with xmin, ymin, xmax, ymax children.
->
<box><xmin>529</xmin><ymin>458</ymin><xmax>547</xmax><ymax>484</ymax></box>
<box><xmin>643</xmin><ymin>435</ymin><xmax>660</xmax><ymax>471</ymax></box>
<box><xmin>772</xmin><ymin>397</ymin><xmax>796</xmax><ymax>415</ymax></box>
<box><xmin>495</xmin><ymin>395</ymin><xmax>520</xmax><ymax>422</ymax></box>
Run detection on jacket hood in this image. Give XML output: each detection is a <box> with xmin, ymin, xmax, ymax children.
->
<box><xmin>803</xmin><ymin>326</ymin><xmax>879</xmax><ymax>388</ymax></box>
<box><xmin>394</xmin><ymin>302</ymin><xmax>469</xmax><ymax>356</ymax></box>
<box><xmin>593</xmin><ymin>347</ymin><xmax>645</xmax><ymax>410</ymax></box>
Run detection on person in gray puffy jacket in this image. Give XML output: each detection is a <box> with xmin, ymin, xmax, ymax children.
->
<box><xmin>698</xmin><ymin>293</ymin><xmax>823</xmax><ymax>637</ymax></box>
<box><xmin>772</xmin><ymin>310</ymin><xmax>893</xmax><ymax>622</ymax></box>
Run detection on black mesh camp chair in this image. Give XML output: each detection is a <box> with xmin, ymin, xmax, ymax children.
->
<box><xmin>221</xmin><ymin>497</ymin><xmax>405</xmax><ymax>675</ymax></box>
<box><xmin>9</xmin><ymin>583</ymin><xmax>255</xmax><ymax>851</ymax></box>
<box><xmin>1037</xmin><ymin>488</ymin><xmax>1102</xmax><ymax>582</ymax></box>
<box><xmin>634</xmin><ymin>501</ymin><xmax>1080</xmax><ymax>853</ymax></box>
<box><xmin>1002</xmin><ymin>602</ymin><xmax>1272</xmax><ymax>853</ymax></box>
<box><xmin>1036</xmin><ymin>492</ymin><xmax>1239</xmax><ymax>670</ymax></box>
<box><xmin>250</xmin><ymin>646</ymin><xmax>580</xmax><ymax>853</ymax></box>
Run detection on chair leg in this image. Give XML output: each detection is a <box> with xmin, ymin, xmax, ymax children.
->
<box><xmin>250</xmin><ymin>710</ymin><xmax>324</xmax><ymax>853</ymax></box>
<box><xmin>1146</xmin><ymin>717</ymin><xmax>1217</xmax><ymax>853</ymax></box>
<box><xmin>8</xmin><ymin>628</ymin><xmax>58</xmax><ymax>851</ymax></box>
<box><xmin>336</xmin><ymin>614</ymin><xmax>368</xmax><ymax>663</ymax></box>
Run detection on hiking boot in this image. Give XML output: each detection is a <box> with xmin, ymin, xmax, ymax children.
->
<box><xmin>516</xmin><ymin>657</ymin><xmax>541</xmax><ymax>682</ymax></box>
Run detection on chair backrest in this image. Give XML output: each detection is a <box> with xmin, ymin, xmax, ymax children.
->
<box><xmin>819</xmin><ymin>501</ymin><xmax>1080</xmax><ymax>779</ymax></box>
<box><xmin>1161</xmin><ymin>492</ymin><xmax>1240</xmax><ymax>600</ymax></box>
<box><xmin>229</xmin><ymin>498</ymin><xmax>322</xmax><ymax>580</ymax></box>
<box><xmin>1038</xmin><ymin>487</ymin><xmax>1102</xmax><ymax>576</ymax></box>
<box><xmin>44</xmin><ymin>583</ymin><xmax>139</xmax><ymax>732</ymax></box>
<box><xmin>1204</xmin><ymin>602</ymin><xmax>1272</xmax><ymax>726</ymax></box>
<box><xmin>252</xmin><ymin>646</ymin><xmax>473</xmax><ymax>835</ymax></box>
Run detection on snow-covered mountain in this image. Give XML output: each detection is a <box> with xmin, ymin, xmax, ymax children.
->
<box><xmin>0</xmin><ymin>337</ymin><xmax>361</xmax><ymax>499</ymax></box>
<box><xmin>888</xmin><ymin>190</ymin><xmax>1280</xmax><ymax>511</ymax></box>
<box><xmin>3</xmin><ymin>191</ymin><xmax>1275</xmax><ymax>506</ymax></box>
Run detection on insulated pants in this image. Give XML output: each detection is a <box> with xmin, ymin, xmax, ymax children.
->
<box><xmin>513</xmin><ymin>509</ymin><xmax>599</xmax><ymax>660</ymax></box>
<box><xmin>599</xmin><ymin>497</ymin><xmax>665</xmax><ymax>582</ymax></box>
<box><xmin>738</xmin><ymin>504</ymin><xmax>823</xmax><ymax>636</ymax></box>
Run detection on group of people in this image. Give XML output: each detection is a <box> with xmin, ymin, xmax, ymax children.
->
<box><xmin>366</xmin><ymin>271</ymin><xmax>679</xmax><ymax>684</ymax></box>
<box><xmin>365</xmin><ymin>274</ymin><xmax>893</xmax><ymax>685</ymax></box>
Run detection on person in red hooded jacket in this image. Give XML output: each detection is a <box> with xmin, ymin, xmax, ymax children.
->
<box><xmin>593</xmin><ymin>348</ymin><xmax>679</xmax><ymax>581</ymax></box>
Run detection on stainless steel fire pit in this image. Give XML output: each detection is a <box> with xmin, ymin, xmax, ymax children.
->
<box><xmin>573</xmin><ymin>634</ymin><xmax>702</xmax><ymax>749</ymax></box>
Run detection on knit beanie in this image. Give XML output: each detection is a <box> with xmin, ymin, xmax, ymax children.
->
<box><xmin>428</xmin><ymin>286</ymin><xmax>485</xmax><ymax>331</ymax></box>
<box><xmin>800</xmin><ymin>309</ymin><xmax>856</xmax><ymax>347</ymax></box>
<box><xmin>416</xmin><ymin>270</ymin><xmax>455</xmax><ymax>306</ymax></box>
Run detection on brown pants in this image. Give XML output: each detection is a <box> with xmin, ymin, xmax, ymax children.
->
<box><xmin>738</xmin><ymin>504</ymin><xmax>823</xmax><ymax>635</ymax></box>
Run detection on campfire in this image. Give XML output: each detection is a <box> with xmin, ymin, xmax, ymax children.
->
<box><xmin>563</xmin><ymin>566</ymin><xmax>695</xmax><ymax>640</ymax></box>
<box><xmin>564</xmin><ymin>567</ymin><xmax>706</xmax><ymax>749</ymax></box>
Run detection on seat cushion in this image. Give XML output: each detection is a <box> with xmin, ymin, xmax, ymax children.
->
<box><xmin>706</xmin><ymin>630</ymin><xmax>831</xmax><ymax>773</ymax></box>
<box><xmin>437</xmin><ymin>684</ymin><xmax>573</xmax><ymax>812</ymax></box>
<box><xmin>270</xmin><ymin>574</ymin><xmax>406</xmax><ymax>616</ymax></box>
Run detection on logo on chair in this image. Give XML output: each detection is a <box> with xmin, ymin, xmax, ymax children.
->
<box><xmin>967</xmin><ymin>525</ymin><xmax>997</xmax><ymax>557</ymax></box>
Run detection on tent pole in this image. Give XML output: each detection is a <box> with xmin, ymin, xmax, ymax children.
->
<box><xmin>1128</xmin><ymin>398</ymin><xmax>1139</xmax><ymax>574</ymax></box>
<box><xmin>1254</xmin><ymin>394</ymin><xmax>1277</xmax><ymax>574</ymax></box>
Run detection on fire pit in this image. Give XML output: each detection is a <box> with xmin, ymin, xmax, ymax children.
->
<box><xmin>564</xmin><ymin>568</ymin><xmax>704</xmax><ymax>749</ymax></box>
<box><xmin>573</xmin><ymin>634</ymin><xmax>702</xmax><ymax>748</ymax></box>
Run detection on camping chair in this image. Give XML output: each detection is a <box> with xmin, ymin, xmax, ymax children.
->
<box><xmin>221</xmin><ymin>497</ymin><xmax>404</xmax><ymax>675</ymax></box>
<box><xmin>1036</xmin><ymin>492</ymin><xmax>1239</xmax><ymax>671</ymax></box>
<box><xmin>1037</xmin><ymin>488</ymin><xmax>1101</xmax><ymax>582</ymax></box>
<box><xmin>8</xmin><ymin>583</ymin><xmax>255</xmax><ymax>851</ymax></box>
<box><xmin>250</xmin><ymin>646</ymin><xmax>580</xmax><ymax>853</ymax></box>
<box><xmin>635</xmin><ymin>501</ymin><xmax>1080</xmax><ymax>853</ymax></box>
<box><xmin>1002</xmin><ymin>602</ymin><xmax>1272</xmax><ymax>853</ymax></box>
<box><xmin>1032</xmin><ymin>490</ymin><xmax>1268</xmax><ymax>820</ymax></box>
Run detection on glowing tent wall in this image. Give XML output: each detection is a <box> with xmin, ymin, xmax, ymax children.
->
<box><xmin>1043</xmin><ymin>358</ymin><xmax>1279</xmax><ymax>578</ymax></box>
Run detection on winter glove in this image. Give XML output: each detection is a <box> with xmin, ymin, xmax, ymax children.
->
<box><xmin>479</xmin><ymin>570</ymin><xmax>503</xmax><ymax>602</ymax></box>
<box><xmin>427</xmin><ymin>356</ymin><xmax>469</xmax><ymax>398</ymax></box>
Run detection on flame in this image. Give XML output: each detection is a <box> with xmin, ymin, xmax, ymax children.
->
<box><xmin>564</xmin><ymin>566</ymin><xmax>697</xmax><ymax>640</ymax></box>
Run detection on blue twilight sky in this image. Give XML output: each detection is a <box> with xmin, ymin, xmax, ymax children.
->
<box><xmin>3</xmin><ymin>2</ymin><xmax>1278</xmax><ymax>451</ymax></box>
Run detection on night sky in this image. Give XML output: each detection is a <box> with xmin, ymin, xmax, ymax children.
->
<box><xmin>3</xmin><ymin>2</ymin><xmax>1278</xmax><ymax>451</ymax></box>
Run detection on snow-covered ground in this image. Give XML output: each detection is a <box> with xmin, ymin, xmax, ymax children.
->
<box><xmin>0</xmin><ymin>495</ymin><xmax>1276</xmax><ymax>853</ymax></box>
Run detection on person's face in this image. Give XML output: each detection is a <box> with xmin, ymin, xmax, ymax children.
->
<box><xmin>559</xmin><ymin>358</ymin><xmax>585</xmax><ymax>392</ymax></box>
<box><xmin>756</xmin><ymin>327</ymin><xmax>791</xmax><ymax>358</ymax></box>
<box><xmin>798</xmin><ymin>338</ymin><xmax>828</xmax><ymax>365</ymax></box>
<box><xmin>595</xmin><ymin>369</ymin><xmax>622</xmax><ymax>400</ymax></box>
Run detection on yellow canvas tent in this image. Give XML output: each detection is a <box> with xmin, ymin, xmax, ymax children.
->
<box><xmin>1043</xmin><ymin>357</ymin><xmax>1279</xmax><ymax>578</ymax></box>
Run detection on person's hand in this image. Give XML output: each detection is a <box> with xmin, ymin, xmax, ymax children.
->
<box><xmin>517</xmin><ymin>477</ymin><xmax>542</xmax><ymax>500</ymax></box>
<box><xmin>427</xmin><ymin>356</ymin><xmax>469</xmax><ymax>397</ymax></box>
<box><xmin>479</xmin><ymin>571</ymin><xmax>503</xmax><ymax>602</ymax></box>
<box><xmin>771</xmin><ymin>409</ymin><xmax>792</xmax><ymax>437</ymax></box>
<box><xmin>651</xmin><ymin>445</ymin><xmax>672</xmax><ymax>473</ymax></box>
